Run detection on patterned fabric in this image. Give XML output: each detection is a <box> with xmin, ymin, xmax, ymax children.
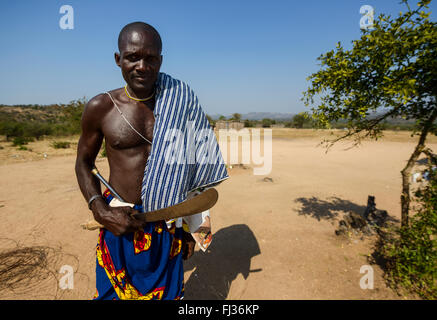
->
<box><xmin>141</xmin><ymin>72</ymin><xmax>229</xmax><ymax>212</ymax></box>
<box><xmin>94</xmin><ymin>189</ymin><xmax>184</xmax><ymax>300</ymax></box>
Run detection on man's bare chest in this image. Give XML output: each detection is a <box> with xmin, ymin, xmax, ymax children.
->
<box><xmin>102</xmin><ymin>105</ymin><xmax>155</xmax><ymax>150</ymax></box>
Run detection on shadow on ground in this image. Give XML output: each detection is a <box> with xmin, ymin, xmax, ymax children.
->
<box><xmin>295</xmin><ymin>196</ymin><xmax>400</xmax><ymax>224</ymax></box>
<box><xmin>294</xmin><ymin>196</ymin><xmax>368</xmax><ymax>221</ymax></box>
<box><xmin>183</xmin><ymin>224</ymin><xmax>261</xmax><ymax>300</ymax></box>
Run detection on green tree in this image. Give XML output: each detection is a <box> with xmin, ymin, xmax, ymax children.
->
<box><xmin>26</xmin><ymin>122</ymin><xmax>53</xmax><ymax>140</ymax></box>
<box><xmin>292</xmin><ymin>112</ymin><xmax>311</xmax><ymax>128</ymax></box>
<box><xmin>244</xmin><ymin>119</ymin><xmax>255</xmax><ymax>127</ymax></box>
<box><xmin>262</xmin><ymin>118</ymin><xmax>273</xmax><ymax>128</ymax></box>
<box><xmin>302</xmin><ymin>0</ymin><xmax>437</xmax><ymax>227</ymax></box>
<box><xmin>230</xmin><ymin>113</ymin><xmax>242</xmax><ymax>121</ymax></box>
<box><xmin>61</xmin><ymin>98</ymin><xmax>86</xmax><ymax>134</ymax></box>
<box><xmin>0</xmin><ymin>121</ymin><xmax>24</xmax><ymax>141</ymax></box>
<box><xmin>205</xmin><ymin>114</ymin><xmax>215</xmax><ymax>127</ymax></box>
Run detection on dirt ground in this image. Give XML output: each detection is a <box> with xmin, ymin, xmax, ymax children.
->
<box><xmin>0</xmin><ymin>129</ymin><xmax>435</xmax><ymax>300</ymax></box>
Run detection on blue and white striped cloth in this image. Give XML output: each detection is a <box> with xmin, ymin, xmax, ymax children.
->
<box><xmin>141</xmin><ymin>72</ymin><xmax>229</xmax><ymax>212</ymax></box>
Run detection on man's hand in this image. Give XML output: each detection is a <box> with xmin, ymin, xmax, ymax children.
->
<box><xmin>182</xmin><ymin>231</ymin><xmax>196</xmax><ymax>260</ymax></box>
<box><xmin>91</xmin><ymin>199</ymin><xmax>146</xmax><ymax>236</ymax></box>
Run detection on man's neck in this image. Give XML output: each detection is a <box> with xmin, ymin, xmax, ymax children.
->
<box><xmin>126</xmin><ymin>85</ymin><xmax>155</xmax><ymax>100</ymax></box>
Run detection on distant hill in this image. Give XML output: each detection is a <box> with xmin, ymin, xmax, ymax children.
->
<box><xmin>0</xmin><ymin>105</ymin><xmax>66</xmax><ymax>123</ymax></box>
<box><xmin>1</xmin><ymin>105</ymin><xmax>424</xmax><ymax>127</ymax></box>
<box><xmin>210</xmin><ymin>112</ymin><xmax>295</xmax><ymax>121</ymax></box>
<box><xmin>0</xmin><ymin>102</ymin><xmax>85</xmax><ymax>139</ymax></box>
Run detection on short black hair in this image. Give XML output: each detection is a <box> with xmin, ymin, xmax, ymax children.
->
<box><xmin>118</xmin><ymin>22</ymin><xmax>162</xmax><ymax>53</ymax></box>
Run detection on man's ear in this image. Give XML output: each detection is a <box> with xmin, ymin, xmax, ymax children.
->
<box><xmin>114</xmin><ymin>52</ymin><xmax>121</xmax><ymax>67</ymax></box>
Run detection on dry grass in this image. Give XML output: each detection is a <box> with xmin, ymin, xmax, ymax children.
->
<box><xmin>0</xmin><ymin>238</ymin><xmax>83</xmax><ymax>300</ymax></box>
<box><xmin>1</xmin><ymin>129</ymin><xmax>436</xmax><ymax>166</ymax></box>
<box><xmin>0</xmin><ymin>135</ymin><xmax>81</xmax><ymax>165</ymax></box>
<box><xmin>270</xmin><ymin>128</ymin><xmax>437</xmax><ymax>143</ymax></box>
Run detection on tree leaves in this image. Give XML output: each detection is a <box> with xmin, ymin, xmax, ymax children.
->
<box><xmin>301</xmin><ymin>0</ymin><xmax>436</xmax><ymax>148</ymax></box>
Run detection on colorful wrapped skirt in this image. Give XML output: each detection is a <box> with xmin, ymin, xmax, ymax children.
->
<box><xmin>93</xmin><ymin>189</ymin><xmax>184</xmax><ymax>300</ymax></box>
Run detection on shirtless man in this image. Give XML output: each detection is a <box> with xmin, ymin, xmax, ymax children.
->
<box><xmin>75</xmin><ymin>22</ymin><xmax>195</xmax><ymax>300</ymax></box>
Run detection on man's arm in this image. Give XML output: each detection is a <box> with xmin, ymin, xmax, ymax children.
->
<box><xmin>75</xmin><ymin>94</ymin><xmax>144</xmax><ymax>236</ymax></box>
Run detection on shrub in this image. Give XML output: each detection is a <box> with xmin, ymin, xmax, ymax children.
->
<box><xmin>284</xmin><ymin>121</ymin><xmax>293</xmax><ymax>128</ymax></box>
<box><xmin>26</xmin><ymin>122</ymin><xmax>53</xmax><ymax>140</ymax></box>
<box><xmin>51</xmin><ymin>141</ymin><xmax>70</xmax><ymax>149</ymax></box>
<box><xmin>292</xmin><ymin>112</ymin><xmax>311</xmax><ymax>128</ymax></box>
<box><xmin>12</xmin><ymin>136</ymin><xmax>33</xmax><ymax>146</ymax></box>
<box><xmin>380</xmin><ymin>163</ymin><xmax>437</xmax><ymax>299</ymax></box>
<box><xmin>262</xmin><ymin>118</ymin><xmax>273</xmax><ymax>128</ymax></box>
<box><xmin>1</xmin><ymin>122</ymin><xmax>25</xmax><ymax>141</ymax></box>
<box><xmin>244</xmin><ymin>119</ymin><xmax>255</xmax><ymax>128</ymax></box>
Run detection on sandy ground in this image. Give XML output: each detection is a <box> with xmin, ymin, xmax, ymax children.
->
<box><xmin>0</xmin><ymin>129</ymin><xmax>435</xmax><ymax>300</ymax></box>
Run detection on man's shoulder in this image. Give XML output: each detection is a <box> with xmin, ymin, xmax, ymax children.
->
<box><xmin>86</xmin><ymin>92</ymin><xmax>111</xmax><ymax>110</ymax></box>
<box><xmin>85</xmin><ymin>89</ymin><xmax>123</xmax><ymax>113</ymax></box>
<box><xmin>81</xmin><ymin>89</ymin><xmax>123</xmax><ymax>127</ymax></box>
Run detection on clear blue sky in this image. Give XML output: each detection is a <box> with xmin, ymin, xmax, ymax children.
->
<box><xmin>0</xmin><ymin>0</ymin><xmax>436</xmax><ymax>115</ymax></box>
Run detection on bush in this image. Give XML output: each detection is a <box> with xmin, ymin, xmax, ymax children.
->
<box><xmin>18</xmin><ymin>145</ymin><xmax>30</xmax><ymax>151</ymax></box>
<box><xmin>292</xmin><ymin>112</ymin><xmax>311</xmax><ymax>128</ymax></box>
<box><xmin>60</xmin><ymin>99</ymin><xmax>86</xmax><ymax>135</ymax></box>
<box><xmin>51</xmin><ymin>141</ymin><xmax>70</xmax><ymax>149</ymax></box>
<box><xmin>12</xmin><ymin>136</ymin><xmax>33</xmax><ymax>146</ymax></box>
<box><xmin>1</xmin><ymin>122</ymin><xmax>25</xmax><ymax>141</ymax></box>
<box><xmin>262</xmin><ymin>118</ymin><xmax>274</xmax><ymax>128</ymax></box>
<box><xmin>27</xmin><ymin>122</ymin><xmax>53</xmax><ymax>140</ymax></box>
<box><xmin>244</xmin><ymin>119</ymin><xmax>255</xmax><ymax>128</ymax></box>
<box><xmin>380</xmin><ymin>163</ymin><xmax>437</xmax><ymax>299</ymax></box>
<box><xmin>284</xmin><ymin>121</ymin><xmax>293</xmax><ymax>128</ymax></box>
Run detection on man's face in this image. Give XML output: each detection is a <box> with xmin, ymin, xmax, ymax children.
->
<box><xmin>115</xmin><ymin>30</ymin><xmax>162</xmax><ymax>93</ymax></box>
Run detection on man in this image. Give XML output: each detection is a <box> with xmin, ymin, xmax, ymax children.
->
<box><xmin>75</xmin><ymin>22</ymin><xmax>228</xmax><ymax>300</ymax></box>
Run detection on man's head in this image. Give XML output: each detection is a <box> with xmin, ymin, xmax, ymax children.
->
<box><xmin>115</xmin><ymin>22</ymin><xmax>163</xmax><ymax>94</ymax></box>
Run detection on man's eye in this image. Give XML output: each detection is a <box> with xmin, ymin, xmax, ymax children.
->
<box><xmin>147</xmin><ymin>56</ymin><xmax>159</xmax><ymax>63</ymax></box>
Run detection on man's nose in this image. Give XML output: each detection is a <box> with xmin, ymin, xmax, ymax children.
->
<box><xmin>136</xmin><ymin>59</ymin><xmax>147</xmax><ymax>73</ymax></box>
